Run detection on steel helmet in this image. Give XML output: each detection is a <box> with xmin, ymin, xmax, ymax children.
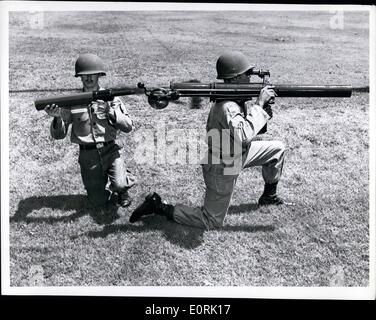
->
<box><xmin>216</xmin><ymin>51</ymin><xmax>254</xmax><ymax>79</ymax></box>
<box><xmin>74</xmin><ymin>53</ymin><xmax>106</xmax><ymax>77</ymax></box>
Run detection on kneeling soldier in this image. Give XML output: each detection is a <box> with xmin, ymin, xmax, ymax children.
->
<box><xmin>130</xmin><ymin>51</ymin><xmax>285</xmax><ymax>229</ymax></box>
<box><xmin>44</xmin><ymin>53</ymin><xmax>136</xmax><ymax>214</ymax></box>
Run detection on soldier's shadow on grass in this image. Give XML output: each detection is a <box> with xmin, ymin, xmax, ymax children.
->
<box><xmin>86</xmin><ymin>214</ymin><xmax>275</xmax><ymax>249</ymax></box>
<box><xmin>11</xmin><ymin>194</ymin><xmax>115</xmax><ymax>225</ymax></box>
<box><xmin>86</xmin><ymin>216</ymin><xmax>205</xmax><ymax>249</ymax></box>
<box><xmin>228</xmin><ymin>203</ymin><xmax>259</xmax><ymax>214</ymax></box>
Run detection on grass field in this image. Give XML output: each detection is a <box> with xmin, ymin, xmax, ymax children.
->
<box><xmin>8</xmin><ymin>10</ymin><xmax>369</xmax><ymax>287</ymax></box>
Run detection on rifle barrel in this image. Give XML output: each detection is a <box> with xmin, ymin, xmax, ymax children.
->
<box><xmin>34</xmin><ymin>92</ymin><xmax>93</xmax><ymax>110</ymax></box>
<box><xmin>170</xmin><ymin>83</ymin><xmax>352</xmax><ymax>98</ymax></box>
<box><xmin>34</xmin><ymin>86</ymin><xmax>143</xmax><ymax>111</ymax></box>
<box><xmin>275</xmin><ymin>85</ymin><xmax>352</xmax><ymax>97</ymax></box>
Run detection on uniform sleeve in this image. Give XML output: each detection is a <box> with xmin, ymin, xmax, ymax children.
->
<box><xmin>108</xmin><ymin>97</ymin><xmax>133</xmax><ymax>133</ymax></box>
<box><xmin>226</xmin><ymin>101</ymin><xmax>270</xmax><ymax>145</ymax></box>
<box><xmin>50</xmin><ymin>117</ymin><xmax>71</xmax><ymax>140</ymax></box>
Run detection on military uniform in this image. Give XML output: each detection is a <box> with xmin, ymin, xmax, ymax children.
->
<box><xmin>172</xmin><ymin>99</ymin><xmax>285</xmax><ymax>229</ymax></box>
<box><xmin>129</xmin><ymin>50</ymin><xmax>285</xmax><ymax>229</ymax></box>
<box><xmin>50</xmin><ymin>91</ymin><xmax>136</xmax><ymax>207</ymax></box>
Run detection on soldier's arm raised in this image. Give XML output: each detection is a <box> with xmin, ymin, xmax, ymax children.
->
<box><xmin>106</xmin><ymin>97</ymin><xmax>133</xmax><ymax>133</ymax></box>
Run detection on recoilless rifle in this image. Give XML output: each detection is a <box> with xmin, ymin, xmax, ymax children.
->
<box><xmin>34</xmin><ymin>68</ymin><xmax>352</xmax><ymax>111</ymax></box>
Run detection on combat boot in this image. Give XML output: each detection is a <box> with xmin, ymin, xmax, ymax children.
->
<box><xmin>258</xmin><ymin>182</ymin><xmax>284</xmax><ymax>206</ymax></box>
<box><xmin>129</xmin><ymin>192</ymin><xmax>174</xmax><ymax>223</ymax></box>
<box><xmin>258</xmin><ymin>194</ymin><xmax>284</xmax><ymax>205</ymax></box>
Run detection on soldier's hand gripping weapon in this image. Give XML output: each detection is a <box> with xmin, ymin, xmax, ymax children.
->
<box><xmin>34</xmin><ymin>68</ymin><xmax>352</xmax><ymax>111</ymax></box>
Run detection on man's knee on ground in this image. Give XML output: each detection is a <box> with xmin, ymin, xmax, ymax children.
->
<box><xmin>87</xmin><ymin>193</ymin><xmax>109</xmax><ymax>208</ymax></box>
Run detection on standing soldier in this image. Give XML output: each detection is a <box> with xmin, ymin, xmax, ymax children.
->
<box><xmin>129</xmin><ymin>51</ymin><xmax>285</xmax><ymax>229</ymax></box>
<box><xmin>44</xmin><ymin>53</ymin><xmax>136</xmax><ymax>218</ymax></box>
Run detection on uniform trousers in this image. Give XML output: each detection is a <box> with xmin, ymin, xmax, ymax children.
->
<box><xmin>78</xmin><ymin>142</ymin><xmax>136</xmax><ymax>207</ymax></box>
<box><xmin>173</xmin><ymin>140</ymin><xmax>285</xmax><ymax>229</ymax></box>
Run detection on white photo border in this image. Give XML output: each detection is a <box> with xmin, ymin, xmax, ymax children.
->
<box><xmin>1</xmin><ymin>1</ymin><xmax>375</xmax><ymax>300</ymax></box>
